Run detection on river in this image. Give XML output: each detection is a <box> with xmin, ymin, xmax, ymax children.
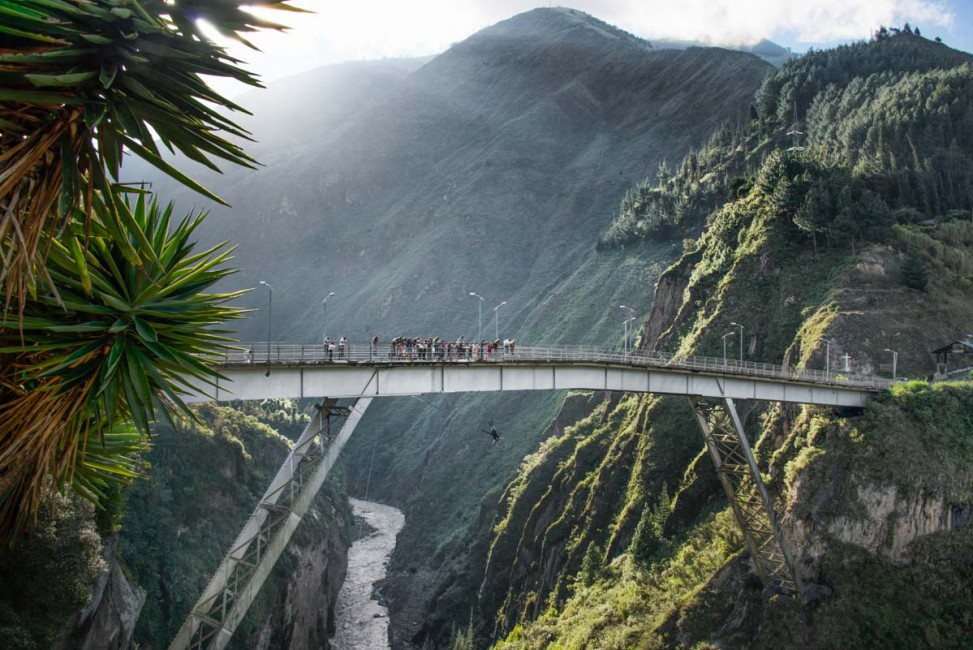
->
<box><xmin>331</xmin><ymin>498</ymin><xmax>405</xmax><ymax>650</ymax></box>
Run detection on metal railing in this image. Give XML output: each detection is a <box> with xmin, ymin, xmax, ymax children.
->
<box><xmin>206</xmin><ymin>342</ymin><xmax>892</xmax><ymax>391</ymax></box>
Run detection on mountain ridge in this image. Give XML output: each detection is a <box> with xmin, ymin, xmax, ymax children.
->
<box><xmin>142</xmin><ymin>9</ymin><xmax>770</xmax><ymax>347</ymax></box>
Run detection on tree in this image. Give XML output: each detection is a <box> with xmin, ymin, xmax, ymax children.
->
<box><xmin>795</xmin><ymin>175</ymin><xmax>841</xmax><ymax>252</ymax></box>
<box><xmin>0</xmin><ymin>1</ymin><xmax>300</xmax><ymax>537</ymax></box>
<box><xmin>757</xmin><ymin>149</ymin><xmax>816</xmax><ymax>218</ymax></box>
<box><xmin>578</xmin><ymin>542</ymin><xmax>604</xmax><ymax>587</ymax></box>
<box><xmin>631</xmin><ymin>484</ymin><xmax>671</xmax><ymax>566</ymax></box>
<box><xmin>832</xmin><ymin>183</ymin><xmax>892</xmax><ymax>251</ymax></box>
<box><xmin>900</xmin><ymin>250</ymin><xmax>929</xmax><ymax>291</ymax></box>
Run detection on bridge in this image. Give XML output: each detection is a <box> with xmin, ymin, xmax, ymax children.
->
<box><xmin>188</xmin><ymin>343</ymin><xmax>887</xmax><ymax>408</ymax></box>
<box><xmin>171</xmin><ymin>343</ymin><xmax>891</xmax><ymax>650</ymax></box>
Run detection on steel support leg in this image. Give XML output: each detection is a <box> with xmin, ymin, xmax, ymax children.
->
<box><xmin>169</xmin><ymin>397</ymin><xmax>372</xmax><ymax>650</ymax></box>
<box><xmin>689</xmin><ymin>396</ymin><xmax>802</xmax><ymax>594</ymax></box>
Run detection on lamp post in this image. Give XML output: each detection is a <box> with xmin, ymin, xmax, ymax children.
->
<box><xmin>822</xmin><ymin>338</ymin><xmax>833</xmax><ymax>376</ymax></box>
<box><xmin>884</xmin><ymin>348</ymin><xmax>898</xmax><ymax>380</ymax></box>
<box><xmin>322</xmin><ymin>292</ymin><xmax>335</xmax><ymax>344</ymax></box>
<box><xmin>258</xmin><ymin>281</ymin><xmax>273</xmax><ymax>374</ymax></box>
<box><xmin>620</xmin><ymin>305</ymin><xmax>637</xmax><ymax>355</ymax></box>
<box><xmin>469</xmin><ymin>292</ymin><xmax>485</xmax><ymax>341</ymax></box>
<box><xmin>623</xmin><ymin>317</ymin><xmax>636</xmax><ymax>356</ymax></box>
<box><xmin>493</xmin><ymin>301</ymin><xmax>507</xmax><ymax>340</ymax></box>
<box><xmin>730</xmin><ymin>321</ymin><xmax>744</xmax><ymax>363</ymax></box>
<box><xmin>721</xmin><ymin>332</ymin><xmax>735</xmax><ymax>366</ymax></box>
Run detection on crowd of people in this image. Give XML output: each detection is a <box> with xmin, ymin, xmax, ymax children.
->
<box><xmin>318</xmin><ymin>336</ymin><xmax>517</xmax><ymax>361</ymax></box>
<box><xmin>242</xmin><ymin>336</ymin><xmax>518</xmax><ymax>363</ymax></box>
<box><xmin>383</xmin><ymin>336</ymin><xmax>516</xmax><ymax>361</ymax></box>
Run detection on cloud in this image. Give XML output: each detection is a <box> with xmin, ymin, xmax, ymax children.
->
<box><xmin>602</xmin><ymin>0</ymin><xmax>955</xmax><ymax>45</ymax></box>
<box><xmin>224</xmin><ymin>0</ymin><xmax>956</xmax><ymax>90</ymax></box>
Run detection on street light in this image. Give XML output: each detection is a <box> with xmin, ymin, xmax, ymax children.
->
<box><xmin>322</xmin><ymin>292</ymin><xmax>335</xmax><ymax>344</ymax></box>
<box><xmin>258</xmin><ymin>281</ymin><xmax>274</xmax><ymax>375</ymax></box>
<box><xmin>721</xmin><ymin>332</ymin><xmax>735</xmax><ymax>366</ymax></box>
<box><xmin>822</xmin><ymin>338</ymin><xmax>834</xmax><ymax>376</ymax></box>
<box><xmin>884</xmin><ymin>347</ymin><xmax>899</xmax><ymax>380</ymax></box>
<box><xmin>730</xmin><ymin>322</ymin><xmax>744</xmax><ymax>363</ymax></box>
<box><xmin>623</xmin><ymin>317</ymin><xmax>636</xmax><ymax>356</ymax></box>
<box><xmin>493</xmin><ymin>301</ymin><xmax>507</xmax><ymax>340</ymax></box>
<box><xmin>620</xmin><ymin>305</ymin><xmax>637</xmax><ymax>354</ymax></box>
<box><xmin>469</xmin><ymin>292</ymin><xmax>485</xmax><ymax>341</ymax></box>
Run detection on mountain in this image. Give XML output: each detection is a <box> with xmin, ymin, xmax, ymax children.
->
<box><xmin>653</xmin><ymin>37</ymin><xmax>794</xmax><ymax>67</ymax></box>
<box><xmin>123</xmin><ymin>8</ymin><xmax>777</xmax><ymax>648</ymax></box>
<box><xmin>144</xmin><ymin>7</ymin><xmax>770</xmax><ymax>346</ymax></box>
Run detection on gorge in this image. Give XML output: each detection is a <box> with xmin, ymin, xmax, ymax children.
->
<box><xmin>1</xmin><ymin>5</ymin><xmax>972</xmax><ymax>650</ymax></box>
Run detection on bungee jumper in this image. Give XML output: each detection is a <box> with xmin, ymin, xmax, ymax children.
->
<box><xmin>480</xmin><ymin>419</ymin><xmax>503</xmax><ymax>444</ymax></box>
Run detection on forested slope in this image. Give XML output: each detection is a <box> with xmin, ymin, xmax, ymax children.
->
<box><xmin>0</xmin><ymin>402</ymin><xmax>352</xmax><ymax>650</ymax></box>
<box><xmin>473</xmin><ymin>30</ymin><xmax>973</xmax><ymax>649</ymax></box>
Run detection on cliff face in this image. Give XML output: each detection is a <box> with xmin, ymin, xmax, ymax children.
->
<box><xmin>652</xmin><ymin>384</ymin><xmax>973</xmax><ymax>649</ymax></box>
<box><xmin>59</xmin><ymin>538</ymin><xmax>146</xmax><ymax>650</ymax></box>
<box><xmin>252</xmin><ymin>518</ymin><xmax>350</xmax><ymax>650</ymax></box>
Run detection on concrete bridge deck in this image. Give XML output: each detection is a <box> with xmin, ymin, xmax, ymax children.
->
<box><xmin>189</xmin><ymin>343</ymin><xmax>890</xmax><ymax>408</ymax></box>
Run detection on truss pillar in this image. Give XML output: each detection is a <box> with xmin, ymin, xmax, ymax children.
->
<box><xmin>689</xmin><ymin>396</ymin><xmax>802</xmax><ymax>594</ymax></box>
<box><xmin>169</xmin><ymin>397</ymin><xmax>371</xmax><ymax>650</ymax></box>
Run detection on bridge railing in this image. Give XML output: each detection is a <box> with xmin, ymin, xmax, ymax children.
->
<box><xmin>208</xmin><ymin>342</ymin><xmax>892</xmax><ymax>391</ymax></box>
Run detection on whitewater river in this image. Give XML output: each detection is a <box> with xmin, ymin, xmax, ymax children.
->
<box><xmin>331</xmin><ymin>498</ymin><xmax>405</xmax><ymax>650</ymax></box>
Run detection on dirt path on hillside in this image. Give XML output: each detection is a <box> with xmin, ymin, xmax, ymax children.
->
<box><xmin>331</xmin><ymin>498</ymin><xmax>405</xmax><ymax>650</ymax></box>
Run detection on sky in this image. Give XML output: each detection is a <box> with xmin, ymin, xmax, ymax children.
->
<box><xmin>209</xmin><ymin>0</ymin><xmax>973</xmax><ymax>94</ymax></box>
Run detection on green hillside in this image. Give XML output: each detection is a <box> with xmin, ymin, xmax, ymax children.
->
<box><xmin>472</xmin><ymin>29</ymin><xmax>973</xmax><ymax>649</ymax></box>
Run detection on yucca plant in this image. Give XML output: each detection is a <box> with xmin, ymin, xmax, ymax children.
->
<box><xmin>0</xmin><ymin>0</ymin><xmax>302</xmax><ymax>308</ymax></box>
<box><xmin>0</xmin><ymin>0</ymin><xmax>301</xmax><ymax>537</ymax></box>
<box><xmin>0</xmin><ymin>189</ymin><xmax>245</xmax><ymax>534</ymax></box>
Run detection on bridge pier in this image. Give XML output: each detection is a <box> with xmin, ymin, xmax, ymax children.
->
<box><xmin>689</xmin><ymin>396</ymin><xmax>802</xmax><ymax>595</ymax></box>
<box><xmin>169</xmin><ymin>397</ymin><xmax>372</xmax><ymax>650</ymax></box>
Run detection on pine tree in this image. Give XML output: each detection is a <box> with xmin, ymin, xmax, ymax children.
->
<box><xmin>901</xmin><ymin>250</ymin><xmax>929</xmax><ymax>291</ymax></box>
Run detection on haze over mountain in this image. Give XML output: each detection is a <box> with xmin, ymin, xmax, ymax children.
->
<box><xmin>145</xmin><ymin>7</ymin><xmax>770</xmax><ymax>345</ymax></box>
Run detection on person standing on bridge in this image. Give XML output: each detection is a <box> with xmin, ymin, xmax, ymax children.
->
<box><xmin>371</xmin><ymin>336</ymin><xmax>379</xmax><ymax>359</ymax></box>
<box><xmin>338</xmin><ymin>336</ymin><xmax>347</xmax><ymax>359</ymax></box>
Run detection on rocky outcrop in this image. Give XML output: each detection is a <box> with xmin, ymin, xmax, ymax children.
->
<box><xmin>788</xmin><ymin>481</ymin><xmax>972</xmax><ymax>577</ymax></box>
<box><xmin>57</xmin><ymin>538</ymin><xmax>146</xmax><ymax>650</ymax></box>
<box><xmin>249</xmin><ymin>512</ymin><xmax>351</xmax><ymax>650</ymax></box>
<box><xmin>641</xmin><ymin>251</ymin><xmax>699</xmax><ymax>351</ymax></box>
